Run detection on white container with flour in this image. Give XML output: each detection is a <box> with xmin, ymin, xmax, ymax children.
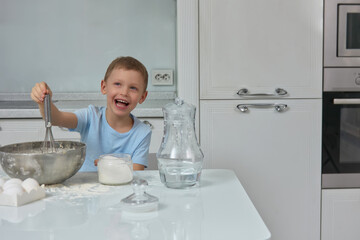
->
<box><xmin>98</xmin><ymin>154</ymin><xmax>133</xmax><ymax>185</ymax></box>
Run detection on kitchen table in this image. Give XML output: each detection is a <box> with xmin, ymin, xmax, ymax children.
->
<box><xmin>0</xmin><ymin>169</ymin><xmax>271</xmax><ymax>240</ymax></box>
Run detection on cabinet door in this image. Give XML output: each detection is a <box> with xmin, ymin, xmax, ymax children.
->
<box><xmin>0</xmin><ymin>119</ymin><xmax>81</xmax><ymax>147</ymax></box>
<box><xmin>322</xmin><ymin>189</ymin><xmax>360</xmax><ymax>240</ymax></box>
<box><xmin>139</xmin><ymin>118</ymin><xmax>164</xmax><ymax>170</ymax></box>
<box><xmin>0</xmin><ymin>119</ymin><xmax>43</xmax><ymax>146</ymax></box>
<box><xmin>199</xmin><ymin>0</ymin><xmax>322</xmax><ymax>99</ymax></box>
<box><xmin>200</xmin><ymin>99</ymin><xmax>321</xmax><ymax>240</ymax></box>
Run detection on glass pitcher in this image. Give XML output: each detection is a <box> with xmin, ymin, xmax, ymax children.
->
<box><xmin>157</xmin><ymin>97</ymin><xmax>204</xmax><ymax>189</ymax></box>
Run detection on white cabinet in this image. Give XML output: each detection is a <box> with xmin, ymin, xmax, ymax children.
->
<box><xmin>0</xmin><ymin>119</ymin><xmax>80</xmax><ymax>146</ymax></box>
<box><xmin>200</xmin><ymin>99</ymin><xmax>321</xmax><ymax>240</ymax></box>
<box><xmin>139</xmin><ymin>118</ymin><xmax>164</xmax><ymax>170</ymax></box>
<box><xmin>199</xmin><ymin>0</ymin><xmax>322</xmax><ymax>99</ymax></box>
<box><xmin>0</xmin><ymin>118</ymin><xmax>163</xmax><ymax>169</ymax></box>
<box><xmin>199</xmin><ymin>0</ymin><xmax>323</xmax><ymax>239</ymax></box>
<box><xmin>0</xmin><ymin>118</ymin><xmax>162</xmax><ymax>152</ymax></box>
<box><xmin>0</xmin><ymin>119</ymin><xmax>43</xmax><ymax>146</ymax></box>
<box><xmin>322</xmin><ymin>189</ymin><xmax>360</xmax><ymax>240</ymax></box>
<box><xmin>139</xmin><ymin>118</ymin><xmax>163</xmax><ymax>154</ymax></box>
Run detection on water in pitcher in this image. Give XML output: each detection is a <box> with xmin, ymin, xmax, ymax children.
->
<box><xmin>158</xmin><ymin>158</ymin><xmax>202</xmax><ymax>188</ymax></box>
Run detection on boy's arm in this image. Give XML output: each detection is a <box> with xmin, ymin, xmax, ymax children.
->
<box><xmin>31</xmin><ymin>82</ymin><xmax>78</xmax><ymax>129</ymax></box>
<box><xmin>46</xmin><ymin>102</ymin><xmax>78</xmax><ymax>129</ymax></box>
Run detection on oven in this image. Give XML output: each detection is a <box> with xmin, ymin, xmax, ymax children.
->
<box><xmin>323</xmin><ymin>0</ymin><xmax>360</xmax><ymax>188</ymax></box>
<box><xmin>323</xmin><ymin>69</ymin><xmax>360</xmax><ymax>188</ymax></box>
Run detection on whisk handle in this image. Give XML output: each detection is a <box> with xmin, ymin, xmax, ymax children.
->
<box><xmin>44</xmin><ymin>94</ymin><xmax>52</xmax><ymax>127</ymax></box>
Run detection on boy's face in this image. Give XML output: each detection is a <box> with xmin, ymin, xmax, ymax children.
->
<box><xmin>101</xmin><ymin>68</ymin><xmax>147</xmax><ymax>118</ymax></box>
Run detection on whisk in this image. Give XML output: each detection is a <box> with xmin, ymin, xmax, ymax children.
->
<box><xmin>42</xmin><ymin>94</ymin><xmax>56</xmax><ymax>152</ymax></box>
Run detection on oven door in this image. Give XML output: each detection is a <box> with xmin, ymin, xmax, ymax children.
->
<box><xmin>338</xmin><ymin>4</ymin><xmax>360</xmax><ymax>57</ymax></box>
<box><xmin>322</xmin><ymin>92</ymin><xmax>360</xmax><ymax>188</ymax></box>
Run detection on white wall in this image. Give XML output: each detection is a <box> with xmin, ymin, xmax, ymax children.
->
<box><xmin>0</xmin><ymin>0</ymin><xmax>176</xmax><ymax>93</ymax></box>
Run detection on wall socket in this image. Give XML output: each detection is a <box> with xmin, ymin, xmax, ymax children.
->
<box><xmin>151</xmin><ymin>69</ymin><xmax>173</xmax><ymax>86</ymax></box>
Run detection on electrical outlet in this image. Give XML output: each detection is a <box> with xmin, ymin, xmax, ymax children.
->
<box><xmin>151</xmin><ymin>69</ymin><xmax>173</xmax><ymax>86</ymax></box>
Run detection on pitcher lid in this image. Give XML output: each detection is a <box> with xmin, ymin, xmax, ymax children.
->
<box><xmin>163</xmin><ymin>97</ymin><xmax>195</xmax><ymax>115</ymax></box>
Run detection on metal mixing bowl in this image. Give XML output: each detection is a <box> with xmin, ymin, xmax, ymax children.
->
<box><xmin>0</xmin><ymin>141</ymin><xmax>86</xmax><ymax>184</ymax></box>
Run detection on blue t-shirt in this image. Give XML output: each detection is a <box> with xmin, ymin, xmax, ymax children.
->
<box><xmin>69</xmin><ymin>105</ymin><xmax>151</xmax><ymax>172</ymax></box>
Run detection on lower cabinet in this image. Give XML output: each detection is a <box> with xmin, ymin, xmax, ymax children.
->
<box><xmin>140</xmin><ymin>118</ymin><xmax>164</xmax><ymax>170</ymax></box>
<box><xmin>0</xmin><ymin>119</ymin><xmax>81</xmax><ymax>146</ymax></box>
<box><xmin>0</xmin><ymin>119</ymin><xmax>46</xmax><ymax>146</ymax></box>
<box><xmin>200</xmin><ymin>99</ymin><xmax>322</xmax><ymax>240</ymax></box>
<box><xmin>322</xmin><ymin>189</ymin><xmax>360</xmax><ymax>240</ymax></box>
<box><xmin>0</xmin><ymin>118</ymin><xmax>163</xmax><ymax>169</ymax></box>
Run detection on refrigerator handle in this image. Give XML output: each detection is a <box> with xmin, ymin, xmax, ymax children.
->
<box><xmin>237</xmin><ymin>88</ymin><xmax>288</xmax><ymax>97</ymax></box>
<box><xmin>236</xmin><ymin>104</ymin><xmax>288</xmax><ymax>113</ymax></box>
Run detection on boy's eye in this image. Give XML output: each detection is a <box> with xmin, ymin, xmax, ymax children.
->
<box><xmin>130</xmin><ymin>86</ymin><xmax>138</xmax><ymax>91</ymax></box>
<box><xmin>114</xmin><ymin>82</ymin><xmax>121</xmax><ymax>86</ymax></box>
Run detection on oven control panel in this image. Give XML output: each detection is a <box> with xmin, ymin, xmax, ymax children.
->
<box><xmin>324</xmin><ymin>68</ymin><xmax>360</xmax><ymax>91</ymax></box>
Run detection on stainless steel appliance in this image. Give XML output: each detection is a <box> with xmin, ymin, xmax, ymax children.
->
<box><xmin>324</xmin><ymin>0</ymin><xmax>360</xmax><ymax>68</ymax></box>
<box><xmin>323</xmin><ymin>0</ymin><xmax>360</xmax><ymax>188</ymax></box>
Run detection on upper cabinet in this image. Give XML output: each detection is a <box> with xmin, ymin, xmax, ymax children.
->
<box><xmin>199</xmin><ymin>0</ymin><xmax>323</xmax><ymax>99</ymax></box>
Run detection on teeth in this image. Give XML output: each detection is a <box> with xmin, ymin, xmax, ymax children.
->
<box><xmin>116</xmin><ymin>99</ymin><xmax>129</xmax><ymax>105</ymax></box>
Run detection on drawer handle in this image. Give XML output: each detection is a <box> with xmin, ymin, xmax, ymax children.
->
<box><xmin>237</xmin><ymin>104</ymin><xmax>288</xmax><ymax>113</ymax></box>
<box><xmin>237</xmin><ymin>88</ymin><xmax>288</xmax><ymax>97</ymax></box>
<box><xmin>142</xmin><ymin>120</ymin><xmax>153</xmax><ymax>129</ymax></box>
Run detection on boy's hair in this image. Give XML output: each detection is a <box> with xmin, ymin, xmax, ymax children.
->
<box><xmin>104</xmin><ymin>56</ymin><xmax>148</xmax><ymax>91</ymax></box>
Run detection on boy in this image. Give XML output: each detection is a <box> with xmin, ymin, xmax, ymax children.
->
<box><xmin>31</xmin><ymin>56</ymin><xmax>151</xmax><ymax>171</ymax></box>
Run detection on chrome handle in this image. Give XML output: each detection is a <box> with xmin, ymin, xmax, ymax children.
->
<box><xmin>44</xmin><ymin>94</ymin><xmax>52</xmax><ymax>128</ymax></box>
<box><xmin>237</xmin><ymin>103</ymin><xmax>288</xmax><ymax>113</ymax></box>
<box><xmin>142</xmin><ymin>120</ymin><xmax>153</xmax><ymax>129</ymax></box>
<box><xmin>237</xmin><ymin>88</ymin><xmax>288</xmax><ymax>97</ymax></box>
<box><xmin>333</xmin><ymin>98</ymin><xmax>360</xmax><ymax>105</ymax></box>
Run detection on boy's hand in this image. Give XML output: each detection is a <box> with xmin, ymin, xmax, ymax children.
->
<box><xmin>31</xmin><ymin>82</ymin><xmax>52</xmax><ymax>104</ymax></box>
<box><xmin>94</xmin><ymin>159</ymin><xmax>99</xmax><ymax>166</ymax></box>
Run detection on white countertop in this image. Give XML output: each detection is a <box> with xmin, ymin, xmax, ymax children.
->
<box><xmin>0</xmin><ymin>169</ymin><xmax>271</xmax><ymax>240</ymax></box>
<box><xmin>0</xmin><ymin>92</ymin><xmax>175</xmax><ymax>118</ymax></box>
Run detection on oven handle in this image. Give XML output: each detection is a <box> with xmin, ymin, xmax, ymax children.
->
<box><xmin>333</xmin><ymin>99</ymin><xmax>360</xmax><ymax>105</ymax></box>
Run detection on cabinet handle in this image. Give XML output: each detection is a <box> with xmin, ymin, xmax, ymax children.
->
<box><xmin>236</xmin><ymin>103</ymin><xmax>288</xmax><ymax>113</ymax></box>
<box><xmin>142</xmin><ymin>120</ymin><xmax>153</xmax><ymax>129</ymax></box>
<box><xmin>237</xmin><ymin>88</ymin><xmax>288</xmax><ymax>97</ymax></box>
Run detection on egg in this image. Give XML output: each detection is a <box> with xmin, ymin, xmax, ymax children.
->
<box><xmin>3</xmin><ymin>184</ymin><xmax>25</xmax><ymax>196</ymax></box>
<box><xmin>21</xmin><ymin>178</ymin><xmax>40</xmax><ymax>193</ymax></box>
<box><xmin>3</xmin><ymin>178</ymin><xmax>23</xmax><ymax>190</ymax></box>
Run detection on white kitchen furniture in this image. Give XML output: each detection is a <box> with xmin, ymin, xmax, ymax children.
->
<box><xmin>322</xmin><ymin>189</ymin><xmax>360</xmax><ymax>240</ymax></box>
<box><xmin>201</xmin><ymin>99</ymin><xmax>321</xmax><ymax>240</ymax></box>
<box><xmin>0</xmin><ymin>169</ymin><xmax>271</xmax><ymax>240</ymax></box>
<box><xmin>199</xmin><ymin>0</ymin><xmax>323</xmax><ymax>239</ymax></box>
<box><xmin>199</xmin><ymin>0</ymin><xmax>322</xmax><ymax>99</ymax></box>
<box><xmin>0</xmin><ymin>117</ymin><xmax>162</xmax><ymax>149</ymax></box>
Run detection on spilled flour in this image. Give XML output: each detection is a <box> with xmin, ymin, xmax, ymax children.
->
<box><xmin>45</xmin><ymin>180</ymin><xmax>124</xmax><ymax>201</ymax></box>
<box><xmin>44</xmin><ymin>182</ymin><xmax>117</xmax><ymax>201</ymax></box>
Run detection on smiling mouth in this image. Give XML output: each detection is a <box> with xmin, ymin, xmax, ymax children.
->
<box><xmin>115</xmin><ymin>99</ymin><xmax>129</xmax><ymax>107</ymax></box>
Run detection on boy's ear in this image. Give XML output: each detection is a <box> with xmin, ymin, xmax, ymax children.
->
<box><xmin>100</xmin><ymin>80</ymin><xmax>106</xmax><ymax>94</ymax></box>
<box><xmin>138</xmin><ymin>91</ymin><xmax>148</xmax><ymax>104</ymax></box>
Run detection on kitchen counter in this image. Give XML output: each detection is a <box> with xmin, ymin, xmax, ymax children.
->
<box><xmin>0</xmin><ymin>169</ymin><xmax>271</xmax><ymax>240</ymax></box>
<box><xmin>0</xmin><ymin>92</ymin><xmax>175</xmax><ymax>118</ymax></box>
